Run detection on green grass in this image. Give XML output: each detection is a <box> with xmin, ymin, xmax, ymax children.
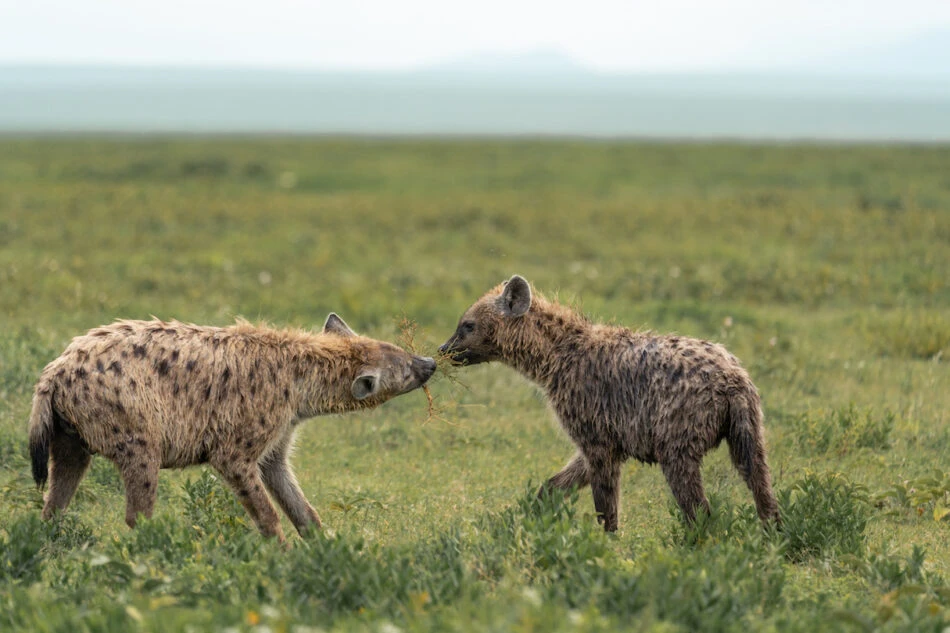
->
<box><xmin>1</xmin><ymin>137</ymin><xmax>949</xmax><ymax>632</ymax></box>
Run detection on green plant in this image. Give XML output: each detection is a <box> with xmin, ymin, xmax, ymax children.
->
<box><xmin>778</xmin><ymin>473</ymin><xmax>870</xmax><ymax>561</ymax></box>
<box><xmin>792</xmin><ymin>403</ymin><xmax>895</xmax><ymax>456</ymax></box>
<box><xmin>873</xmin><ymin>469</ymin><xmax>950</xmax><ymax>521</ymax></box>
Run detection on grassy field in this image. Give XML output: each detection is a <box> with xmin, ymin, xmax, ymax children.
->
<box><xmin>0</xmin><ymin>137</ymin><xmax>949</xmax><ymax>632</ymax></box>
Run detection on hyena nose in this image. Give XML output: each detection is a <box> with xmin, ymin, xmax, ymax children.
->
<box><xmin>414</xmin><ymin>356</ymin><xmax>437</xmax><ymax>383</ymax></box>
<box><xmin>438</xmin><ymin>341</ymin><xmax>454</xmax><ymax>355</ymax></box>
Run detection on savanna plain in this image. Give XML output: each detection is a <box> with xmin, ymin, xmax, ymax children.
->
<box><xmin>0</xmin><ymin>138</ymin><xmax>948</xmax><ymax>632</ymax></box>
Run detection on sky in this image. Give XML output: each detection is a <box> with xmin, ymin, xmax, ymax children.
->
<box><xmin>2</xmin><ymin>0</ymin><xmax>950</xmax><ymax>72</ymax></box>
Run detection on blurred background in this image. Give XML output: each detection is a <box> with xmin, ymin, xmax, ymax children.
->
<box><xmin>2</xmin><ymin>0</ymin><xmax>950</xmax><ymax>140</ymax></box>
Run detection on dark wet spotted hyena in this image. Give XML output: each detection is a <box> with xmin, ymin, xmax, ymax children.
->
<box><xmin>29</xmin><ymin>314</ymin><xmax>436</xmax><ymax>540</ymax></box>
<box><xmin>440</xmin><ymin>275</ymin><xmax>779</xmax><ymax>532</ymax></box>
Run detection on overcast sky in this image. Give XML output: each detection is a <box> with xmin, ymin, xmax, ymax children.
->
<box><xmin>2</xmin><ymin>0</ymin><xmax>949</xmax><ymax>71</ymax></box>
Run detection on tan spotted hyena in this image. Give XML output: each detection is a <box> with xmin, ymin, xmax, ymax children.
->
<box><xmin>29</xmin><ymin>314</ymin><xmax>436</xmax><ymax>540</ymax></box>
<box><xmin>440</xmin><ymin>275</ymin><xmax>779</xmax><ymax>532</ymax></box>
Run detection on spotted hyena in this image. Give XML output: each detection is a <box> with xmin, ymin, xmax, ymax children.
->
<box><xmin>29</xmin><ymin>314</ymin><xmax>436</xmax><ymax>540</ymax></box>
<box><xmin>440</xmin><ymin>275</ymin><xmax>779</xmax><ymax>532</ymax></box>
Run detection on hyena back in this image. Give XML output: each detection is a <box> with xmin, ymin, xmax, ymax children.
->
<box><xmin>29</xmin><ymin>314</ymin><xmax>436</xmax><ymax>540</ymax></box>
<box><xmin>440</xmin><ymin>275</ymin><xmax>779</xmax><ymax>532</ymax></box>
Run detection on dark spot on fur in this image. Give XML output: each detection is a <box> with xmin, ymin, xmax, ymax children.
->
<box><xmin>56</xmin><ymin>368</ymin><xmax>65</xmax><ymax>378</ymax></box>
<box><xmin>136</xmin><ymin>438</ymin><xmax>147</xmax><ymax>447</ymax></box>
<box><xmin>186</xmin><ymin>359</ymin><xmax>197</xmax><ymax>371</ymax></box>
<box><xmin>170</xmin><ymin>350</ymin><xmax>179</xmax><ymax>362</ymax></box>
<box><xmin>75</xmin><ymin>367</ymin><xmax>87</xmax><ymax>380</ymax></box>
<box><xmin>112</xmin><ymin>425</ymin><xmax>120</xmax><ymax>434</ymax></box>
<box><xmin>249</xmin><ymin>370</ymin><xmax>255</xmax><ymax>381</ymax></box>
<box><xmin>204</xmin><ymin>385</ymin><xmax>212</xmax><ymax>400</ymax></box>
<box><xmin>96</xmin><ymin>360</ymin><xmax>105</xmax><ymax>373</ymax></box>
<box><xmin>143</xmin><ymin>482</ymin><xmax>151</xmax><ymax>490</ymax></box>
<box><xmin>283</xmin><ymin>388</ymin><xmax>290</xmax><ymax>399</ymax></box>
<box><xmin>140</xmin><ymin>462</ymin><xmax>148</xmax><ymax>469</ymax></box>
<box><xmin>173</xmin><ymin>383</ymin><xmax>180</xmax><ymax>396</ymax></box>
<box><xmin>238</xmin><ymin>488</ymin><xmax>248</xmax><ymax>497</ymax></box>
<box><xmin>670</xmin><ymin>366</ymin><xmax>683</xmax><ymax>383</ymax></box>
<box><xmin>250</xmin><ymin>384</ymin><xmax>257</xmax><ymax>396</ymax></box>
<box><xmin>114</xmin><ymin>401</ymin><xmax>126</xmax><ymax>415</ymax></box>
<box><xmin>108</xmin><ymin>360</ymin><xmax>122</xmax><ymax>375</ymax></box>
<box><xmin>244</xmin><ymin>440</ymin><xmax>253</xmax><ymax>449</ymax></box>
<box><xmin>682</xmin><ymin>349</ymin><xmax>694</xmax><ymax>358</ymax></box>
<box><xmin>259</xmin><ymin>416</ymin><xmax>267</xmax><ymax>428</ymax></box>
<box><xmin>155</xmin><ymin>358</ymin><xmax>170</xmax><ymax>376</ymax></box>
<box><xmin>129</xmin><ymin>378</ymin><xmax>137</xmax><ymax>390</ymax></box>
<box><xmin>121</xmin><ymin>350</ymin><xmax>128</xmax><ymax>359</ymax></box>
<box><xmin>132</xmin><ymin>344</ymin><xmax>146</xmax><ymax>358</ymax></box>
<box><xmin>222</xmin><ymin>367</ymin><xmax>231</xmax><ymax>383</ymax></box>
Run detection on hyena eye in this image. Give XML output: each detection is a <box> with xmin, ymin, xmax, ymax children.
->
<box><xmin>461</xmin><ymin>321</ymin><xmax>476</xmax><ymax>334</ymax></box>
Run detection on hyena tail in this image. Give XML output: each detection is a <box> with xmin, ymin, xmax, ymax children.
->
<box><xmin>29</xmin><ymin>384</ymin><xmax>54</xmax><ymax>488</ymax></box>
<box><xmin>726</xmin><ymin>396</ymin><xmax>780</xmax><ymax>525</ymax></box>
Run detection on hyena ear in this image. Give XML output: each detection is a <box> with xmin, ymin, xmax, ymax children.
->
<box><xmin>500</xmin><ymin>275</ymin><xmax>532</xmax><ymax>317</ymax></box>
<box><xmin>351</xmin><ymin>371</ymin><xmax>380</xmax><ymax>400</ymax></box>
<box><xmin>324</xmin><ymin>313</ymin><xmax>357</xmax><ymax>337</ymax></box>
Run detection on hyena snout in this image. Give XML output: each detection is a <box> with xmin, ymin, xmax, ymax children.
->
<box><xmin>438</xmin><ymin>337</ymin><xmax>488</xmax><ymax>366</ymax></box>
<box><xmin>412</xmin><ymin>355</ymin><xmax>437</xmax><ymax>385</ymax></box>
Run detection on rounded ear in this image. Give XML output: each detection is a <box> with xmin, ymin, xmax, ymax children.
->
<box><xmin>324</xmin><ymin>313</ymin><xmax>356</xmax><ymax>337</ymax></box>
<box><xmin>351</xmin><ymin>372</ymin><xmax>380</xmax><ymax>400</ymax></box>
<box><xmin>500</xmin><ymin>275</ymin><xmax>532</xmax><ymax>317</ymax></box>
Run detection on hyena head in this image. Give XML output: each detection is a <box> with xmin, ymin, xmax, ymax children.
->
<box><xmin>438</xmin><ymin>275</ymin><xmax>532</xmax><ymax>365</ymax></box>
<box><xmin>323</xmin><ymin>313</ymin><xmax>437</xmax><ymax>407</ymax></box>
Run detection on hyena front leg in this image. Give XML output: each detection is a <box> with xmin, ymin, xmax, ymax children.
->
<box><xmin>259</xmin><ymin>434</ymin><xmax>322</xmax><ymax>535</ymax></box>
<box><xmin>213</xmin><ymin>456</ymin><xmax>285</xmax><ymax>541</ymax></box>
<box><xmin>587</xmin><ymin>454</ymin><xmax>623</xmax><ymax>532</ymax></box>
<box><xmin>538</xmin><ymin>452</ymin><xmax>590</xmax><ymax>498</ymax></box>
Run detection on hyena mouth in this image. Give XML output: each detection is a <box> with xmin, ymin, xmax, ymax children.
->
<box><xmin>442</xmin><ymin>350</ymin><xmax>488</xmax><ymax>366</ymax></box>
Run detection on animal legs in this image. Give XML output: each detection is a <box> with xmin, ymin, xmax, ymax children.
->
<box><xmin>42</xmin><ymin>430</ymin><xmax>92</xmax><ymax>520</ymax></box>
<box><xmin>661</xmin><ymin>459</ymin><xmax>710</xmax><ymax>524</ymax></box>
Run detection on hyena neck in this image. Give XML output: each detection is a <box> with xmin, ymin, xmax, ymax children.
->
<box><xmin>294</xmin><ymin>351</ymin><xmax>360</xmax><ymax>418</ymax></box>
<box><xmin>500</xmin><ymin>299</ymin><xmax>590</xmax><ymax>388</ymax></box>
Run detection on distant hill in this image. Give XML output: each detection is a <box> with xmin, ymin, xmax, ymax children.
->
<box><xmin>2</xmin><ymin>59</ymin><xmax>949</xmax><ymax>139</ymax></box>
<box><xmin>421</xmin><ymin>49</ymin><xmax>589</xmax><ymax>76</ymax></box>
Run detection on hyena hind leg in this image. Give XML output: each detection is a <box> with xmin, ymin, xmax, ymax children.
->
<box><xmin>661</xmin><ymin>459</ymin><xmax>710</xmax><ymax>524</ymax></box>
<box><xmin>118</xmin><ymin>453</ymin><xmax>160</xmax><ymax>529</ymax></box>
<box><xmin>42</xmin><ymin>431</ymin><xmax>92</xmax><ymax>520</ymax></box>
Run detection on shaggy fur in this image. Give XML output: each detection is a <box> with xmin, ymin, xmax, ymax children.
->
<box><xmin>29</xmin><ymin>314</ymin><xmax>436</xmax><ymax>540</ymax></box>
<box><xmin>440</xmin><ymin>275</ymin><xmax>779</xmax><ymax>532</ymax></box>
